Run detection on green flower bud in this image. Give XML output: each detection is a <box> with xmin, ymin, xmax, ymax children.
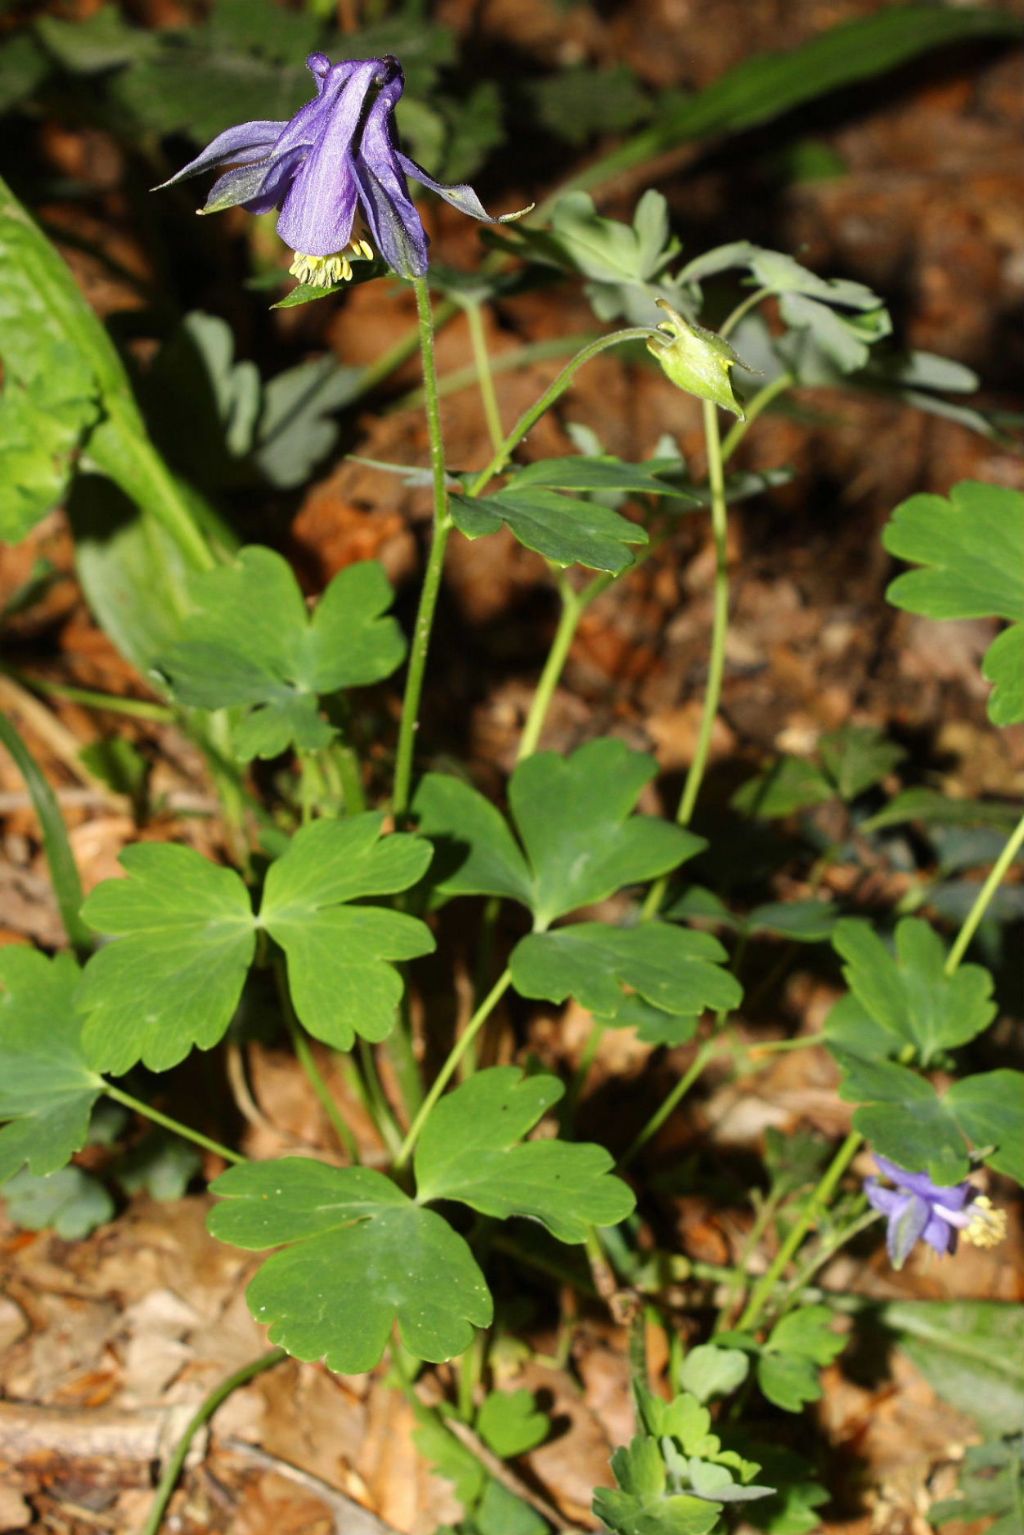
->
<box><xmin>647</xmin><ymin>300</ymin><xmax>748</xmax><ymax>418</ymax></box>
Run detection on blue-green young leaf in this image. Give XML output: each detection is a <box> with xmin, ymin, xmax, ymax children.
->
<box><xmin>883</xmin><ymin>481</ymin><xmax>1024</xmax><ymax>726</ymax></box>
<box><xmin>509</xmin><ymin>455</ymin><xmax>697</xmax><ymax>501</ymax></box>
<box><xmin>414</xmin><ymin>1067</ymin><xmax>633</xmax><ymax>1242</ymax></box>
<box><xmin>260</xmin><ymin>814</ymin><xmax>433</xmax><ymax>1050</ymax></box>
<box><xmin>931</xmin><ymin>1435</ymin><xmax>1024</xmax><ymax>1528</ymax></box>
<box><xmin>512</xmin><ymin>740</ymin><xmax>701</xmax><ymax>928</ymax></box>
<box><xmin>158</xmin><ymin>549</ymin><xmax>405</xmax><ymax>759</ymax></box>
<box><xmin>880</xmin><ymin>1301</ymin><xmax>1024</xmax><ymax>1439</ymax></box>
<box><xmin>1</xmin><ymin>1164</ymin><xmax>114</xmax><ymax>1240</ymax></box>
<box><xmin>449</xmin><ymin>486</ymin><xmax>647</xmax><ymax>574</ymax></box>
<box><xmin>113</xmin><ymin>1131</ymin><xmax>202</xmax><ymax>1201</ymax></box>
<box><xmin>678</xmin><ymin>1344</ymin><xmax>750</xmax><ymax>1404</ymax></box>
<box><xmin>510</xmin><ymin>922</ymin><xmax>741</xmax><ymax>1029</ymax></box>
<box><xmin>831</xmin><ymin>1051</ymin><xmax>970</xmax><ymax>1184</ymax></box>
<box><xmin>832</xmin><ymin>917</ymin><xmax>996</xmax><ymax>1064</ymax></box>
<box><xmin>0</xmin><ymin>949</ymin><xmax>103</xmax><ymax>1182</ymax></box>
<box><xmin>594</xmin><ymin>1436</ymin><xmax>723</xmax><ymax>1535</ymax></box>
<box><xmin>79</xmin><ymin>844</ymin><xmax>255</xmax><ymax>1075</ymax></box>
<box><xmin>208</xmin><ymin>1159</ymin><xmax>492</xmax><ymax>1372</ymax></box>
<box><xmin>818</xmin><ymin>724</ymin><xmax>905</xmax><ymax>801</ymax></box>
<box><xmin>416</xmin><ymin>740</ymin><xmax>700</xmax><ymax>929</ymax></box>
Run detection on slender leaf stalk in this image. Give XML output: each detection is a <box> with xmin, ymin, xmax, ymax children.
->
<box><xmin>393</xmin><ymin>277</ymin><xmax>453</xmax><ymax>818</ymax></box>
<box><xmin>721</xmin><ymin>370</ymin><xmax>794</xmax><ymax>463</ymax></box>
<box><xmin>395</xmin><ymin>968</ymin><xmax>513</xmax><ymax>1169</ymax></box>
<box><xmin>466</xmin><ymin>328</ymin><xmax>657</xmax><ymax>496</ymax></box>
<box><xmin>619</xmin><ymin>1037</ymin><xmax>718</xmax><ymax>1170</ymax></box>
<box><xmin>140</xmin><ymin>1349</ymin><xmax>286</xmax><ymax>1535</ymax></box>
<box><xmin>102</xmin><ymin>1084</ymin><xmax>246</xmax><ymax>1166</ymax></box>
<box><xmin>737</xmin><ymin>1130</ymin><xmax>862</xmax><ymax>1332</ymax></box>
<box><xmin>463</xmin><ymin>299</ymin><xmax>505</xmax><ymax>453</ymax></box>
<box><xmin>944</xmin><ymin>807</ymin><xmax>1024</xmax><ymax>975</ymax></box>
<box><xmin>0</xmin><ymin>667</ymin><xmax>174</xmax><ymax>721</ymax></box>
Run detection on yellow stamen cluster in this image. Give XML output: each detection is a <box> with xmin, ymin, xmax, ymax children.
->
<box><xmin>289</xmin><ymin>239</ymin><xmax>375</xmax><ymax>288</ymax></box>
<box><xmin>961</xmin><ymin>1195</ymin><xmax>1007</xmax><ymax>1250</ymax></box>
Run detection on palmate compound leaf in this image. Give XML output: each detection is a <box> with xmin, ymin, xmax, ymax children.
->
<box><xmin>883</xmin><ymin>481</ymin><xmax>1024</xmax><ymax>726</ymax></box>
<box><xmin>832</xmin><ymin>916</ymin><xmax>996</xmax><ymax>1066</ymax></box>
<box><xmin>414</xmin><ymin>739</ymin><xmax>703</xmax><ymax>929</ymax></box>
<box><xmin>510</xmin><ymin>921</ymin><xmax>741</xmax><ymax>1034</ymax></box>
<box><xmin>260</xmin><ymin>813</ymin><xmax>434</xmax><ymax>1049</ymax></box>
<box><xmin>594</xmin><ymin>1436</ymin><xmax>723</xmax><ymax>1535</ymax></box>
<box><xmin>79</xmin><ymin>814</ymin><xmax>433</xmax><ymax>1072</ymax></box>
<box><xmin>157</xmin><ymin>547</ymin><xmax>405</xmax><ymax>759</ymax></box>
<box><xmin>0</xmin><ymin>948</ymin><xmax>103</xmax><ymax>1181</ymax></box>
<box><xmin>207</xmin><ymin>1161</ymin><xmax>493</xmax><ymax>1374</ymax></box>
<box><xmin>413</xmin><ymin>1067</ymin><xmax>635</xmax><ymax>1242</ymax></box>
<box><xmin>79</xmin><ymin>843</ymin><xmax>256</xmax><ymax>1075</ymax></box>
<box><xmin>448</xmin><ymin>486</ymin><xmax>647</xmax><ymax>575</ymax></box>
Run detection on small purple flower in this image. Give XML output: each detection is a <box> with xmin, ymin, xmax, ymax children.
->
<box><xmin>865</xmin><ymin>1155</ymin><xmax>1006</xmax><ymax>1270</ymax></box>
<box><xmin>159</xmin><ymin>53</ymin><xmax>530</xmax><ymax>285</ymax></box>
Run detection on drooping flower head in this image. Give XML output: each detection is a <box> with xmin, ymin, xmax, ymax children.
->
<box><xmin>159</xmin><ymin>53</ymin><xmax>530</xmax><ymax>286</ymax></box>
<box><xmin>865</xmin><ymin>1155</ymin><xmax>1006</xmax><ymax>1270</ymax></box>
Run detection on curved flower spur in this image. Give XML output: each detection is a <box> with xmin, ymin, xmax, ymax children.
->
<box><xmin>158</xmin><ymin>52</ymin><xmax>531</xmax><ymax>287</ymax></box>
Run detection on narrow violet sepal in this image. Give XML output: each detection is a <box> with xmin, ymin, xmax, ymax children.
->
<box><xmin>887</xmin><ymin>1193</ymin><xmax>930</xmax><ymax>1269</ymax></box>
<box><xmin>395</xmin><ymin>151</ymin><xmax>534</xmax><ymax>225</ymax></box>
<box><xmin>865</xmin><ymin>1155</ymin><xmax>1005</xmax><ymax>1269</ymax></box>
<box><xmin>155</xmin><ymin>121</ymin><xmax>288</xmax><ymax>189</ymax></box>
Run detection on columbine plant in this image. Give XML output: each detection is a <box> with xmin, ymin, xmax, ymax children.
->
<box><xmin>0</xmin><ymin>37</ymin><xmax>1022</xmax><ymax>1535</ymax></box>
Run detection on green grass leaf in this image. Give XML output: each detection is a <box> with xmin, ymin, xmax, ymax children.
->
<box><xmin>450</xmin><ymin>486</ymin><xmax>647</xmax><ymax>574</ymax></box>
<box><xmin>884</xmin><ymin>481</ymin><xmax>1024</xmax><ymax>726</ymax></box>
<box><xmin>832</xmin><ymin>917</ymin><xmax>996</xmax><ymax>1064</ymax></box>
<box><xmin>158</xmin><ymin>548</ymin><xmax>405</xmax><ymax>759</ymax></box>
<box><xmin>0</xmin><ymin>949</ymin><xmax>102</xmax><ymax>1182</ymax></box>
<box><xmin>414</xmin><ymin>1066</ymin><xmax>634</xmax><ymax>1243</ymax></box>
<box><xmin>511</xmin><ymin>921</ymin><xmax>740</xmax><ymax>1027</ymax></box>
<box><xmin>79</xmin><ymin>844</ymin><xmax>256</xmax><ymax>1074</ymax></box>
<box><xmin>208</xmin><ymin>1160</ymin><xmax>492</xmax><ymax>1372</ymax></box>
<box><xmin>260</xmin><ymin>814</ymin><xmax>434</xmax><ymax>1050</ymax></box>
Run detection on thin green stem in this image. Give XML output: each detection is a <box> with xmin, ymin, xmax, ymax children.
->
<box><xmin>518</xmin><ymin>576</ymin><xmax>582</xmax><ymax>759</ymax></box>
<box><xmin>395</xmin><ymin>968</ymin><xmax>513</xmax><ymax>1169</ymax></box>
<box><xmin>619</xmin><ymin>1037</ymin><xmax>718</xmax><ymax>1170</ymax></box>
<box><xmin>944</xmin><ymin>806</ymin><xmax>1024</xmax><ymax>975</ymax></box>
<box><xmin>140</xmin><ymin>1349</ymin><xmax>286</xmax><ymax>1535</ymax></box>
<box><xmin>737</xmin><ymin>1130</ymin><xmax>862</xmax><ymax>1333</ymax></box>
<box><xmin>393</xmin><ymin>277</ymin><xmax>453</xmax><ymax>819</ymax></box>
<box><xmin>274</xmin><ymin>958</ymin><xmax>359</xmax><ymax>1162</ymax></box>
<box><xmin>0</xmin><ymin>667</ymin><xmax>174</xmax><ymax>721</ymax></box>
<box><xmin>641</xmin><ymin>399</ymin><xmax>731</xmax><ymax>920</ymax></box>
<box><xmin>719</xmin><ymin>287</ymin><xmax>769</xmax><ymax>340</ymax></box>
<box><xmin>720</xmin><ymin>371</ymin><xmax>794</xmax><ymax>464</ymax></box>
<box><xmin>466</xmin><ymin>328</ymin><xmax>656</xmax><ymax>497</ymax></box>
<box><xmin>562</xmin><ymin>1021</ymin><xmax>606</xmax><ymax>1135</ymax></box>
<box><xmin>103</xmin><ymin>1084</ymin><xmax>245</xmax><ymax>1165</ymax></box>
<box><xmin>463</xmin><ymin>300</ymin><xmax>504</xmax><ymax>453</ymax></box>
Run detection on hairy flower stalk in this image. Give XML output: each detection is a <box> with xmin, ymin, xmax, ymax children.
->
<box><xmin>865</xmin><ymin>1155</ymin><xmax>1006</xmax><ymax>1270</ymax></box>
<box><xmin>159</xmin><ymin>53</ymin><xmax>530</xmax><ymax>282</ymax></box>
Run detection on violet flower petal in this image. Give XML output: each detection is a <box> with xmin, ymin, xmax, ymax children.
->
<box><xmin>922</xmin><ymin>1211</ymin><xmax>958</xmax><ymax>1256</ymax></box>
<box><xmin>276</xmin><ymin>59</ymin><xmax>380</xmax><ymax>255</ymax></box>
<box><xmin>353</xmin><ymin>75</ymin><xmax>428</xmax><ymax>277</ymax></box>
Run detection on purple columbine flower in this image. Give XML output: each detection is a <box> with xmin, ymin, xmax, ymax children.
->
<box><xmin>865</xmin><ymin>1155</ymin><xmax>1006</xmax><ymax>1270</ymax></box>
<box><xmin>158</xmin><ymin>53</ymin><xmax>530</xmax><ymax>286</ymax></box>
